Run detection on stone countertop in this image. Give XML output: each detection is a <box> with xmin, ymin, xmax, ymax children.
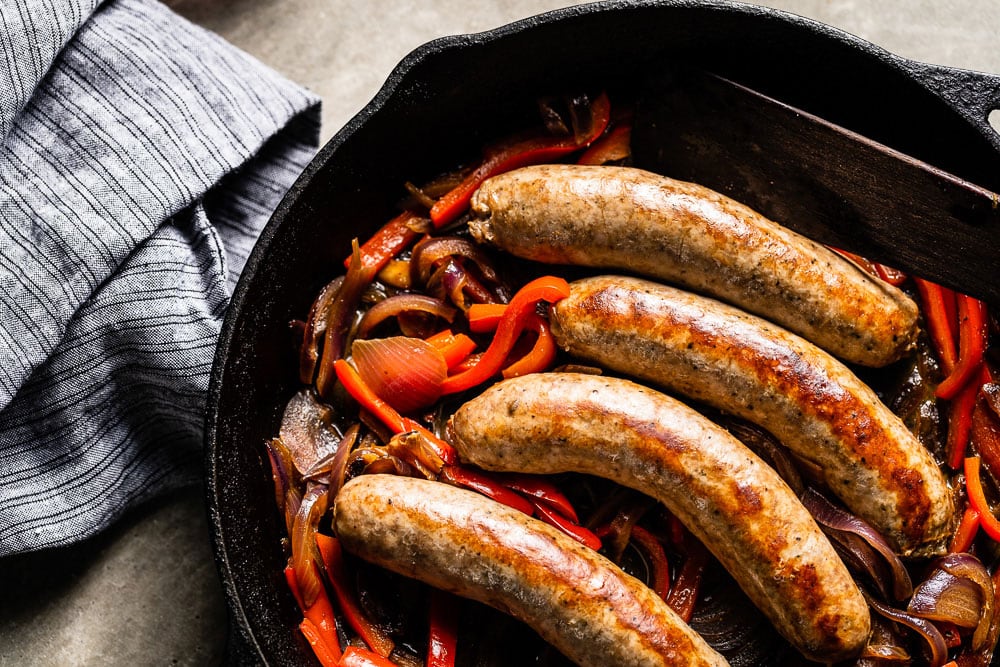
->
<box><xmin>1</xmin><ymin>1</ymin><xmax>998</xmax><ymax>665</ymax></box>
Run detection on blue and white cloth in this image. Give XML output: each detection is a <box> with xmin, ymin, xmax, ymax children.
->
<box><xmin>0</xmin><ymin>0</ymin><xmax>320</xmax><ymax>555</ymax></box>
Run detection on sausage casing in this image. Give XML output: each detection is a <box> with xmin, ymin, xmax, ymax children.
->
<box><xmin>333</xmin><ymin>474</ymin><xmax>728</xmax><ymax>667</ymax></box>
<box><xmin>449</xmin><ymin>373</ymin><xmax>871</xmax><ymax>662</ymax></box>
<box><xmin>549</xmin><ymin>275</ymin><xmax>955</xmax><ymax>558</ymax></box>
<box><xmin>469</xmin><ymin>164</ymin><xmax>919</xmax><ymax>367</ymax></box>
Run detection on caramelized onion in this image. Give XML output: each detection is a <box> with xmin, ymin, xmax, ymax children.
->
<box><xmin>355</xmin><ymin>294</ymin><xmax>457</xmax><ymax>339</ymax></box>
<box><xmin>265</xmin><ymin>437</ymin><xmax>301</xmax><ymax>537</ymax></box>
<box><xmin>316</xmin><ymin>241</ymin><xmax>380</xmax><ymax>398</ymax></box>
<box><xmin>299</xmin><ymin>276</ymin><xmax>343</xmax><ymax>384</ymax></box>
<box><xmin>802</xmin><ymin>487</ymin><xmax>912</xmax><ymax>601</ymax></box>
<box><xmin>866</xmin><ymin>591</ymin><xmax>949</xmax><ymax>667</ymax></box>
<box><xmin>411</xmin><ymin>236</ymin><xmax>501</xmax><ymax>290</ymax></box>
<box><xmin>909</xmin><ymin>553</ymin><xmax>995</xmax><ymax>651</ymax></box>
<box><xmin>291</xmin><ymin>483</ymin><xmax>329</xmax><ymax>608</ymax></box>
<box><xmin>280</xmin><ymin>390</ymin><xmax>344</xmax><ymax>475</ymax></box>
<box><xmin>351</xmin><ymin>337</ymin><xmax>447</xmax><ymax>414</ymax></box>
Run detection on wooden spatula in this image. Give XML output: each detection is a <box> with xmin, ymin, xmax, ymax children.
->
<box><xmin>632</xmin><ymin>68</ymin><xmax>1000</xmax><ymax>305</ymax></box>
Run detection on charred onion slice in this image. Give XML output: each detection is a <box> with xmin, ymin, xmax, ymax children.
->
<box><xmin>865</xmin><ymin>591</ymin><xmax>949</xmax><ymax>667</ymax></box>
<box><xmin>802</xmin><ymin>487</ymin><xmax>912</xmax><ymax>601</ymax></box>
<box><xmin>291</xmin><ymin>483</ymin><xmax>330</xmax><ymax>608</ymax></box>
<box><xmin>908</xmin><ymin>553</ymin><xmax>995</xmax><ymax>651</ymax></box>
<box><xmin>355</xmin><ymin>294</ymin><xmax>457</xmax><ymax>339</ymax></box>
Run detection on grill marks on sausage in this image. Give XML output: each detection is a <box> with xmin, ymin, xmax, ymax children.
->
<box><xmin>550</xmin><ymin>276</ymin><xmax>954</xmax><ymax>557</ymax></box>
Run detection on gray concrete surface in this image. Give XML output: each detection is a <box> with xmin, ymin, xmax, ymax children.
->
<box><xmin>1</xmin><ymin>1</ymin><xmax>998</xmax><ymax>665</ymax></box>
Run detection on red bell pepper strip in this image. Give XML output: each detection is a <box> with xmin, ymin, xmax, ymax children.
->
<box><xmin>873</xmin><ymin>263</ymin><xmax>907</xmax><ymax>286</ymax></box>
<box><xmin>947</xmin><ymin>375</ymin><xmax>982</xmax><ymax>470</ymax></box>
<box><xmin>964</xmin><ymin>456</ymin><xmax>1000</xmax><ymax>543</ymax></box>
<box><xmin>629</xmin><ymin>525</ymin><xmax>671</xmax><ymax>601</ymax></box>
<box><xmin>342</xmin><ymin>210</ymin><xmax>424</xmax><ymax>271</ymax></box>
<box><xmin>429</xmin><ymin>93</ymin><xmax>611</xmax><ymax>228</ymax></box>
<box><xmin>501</xmin><ymin>313</ymin><xmax>557</xmax><ymax>379</ymax></box>
<box><xmin>300</xmin><ymin>618</ymin><xmax>342</xmax><ymax>667</ymax></box>
<box><xmin>914</xmin><ymin>278</ymin><xmax>959</xmax><ymax>375</ymax></box>
<box><xmin>665</xmin><ymin>540</ymin><xmax>708</xmax><ymax>623</ymax></box>
<box><xmin>440</xmin><ymin>276</ymin><xmax>570</xmax><ymax>394</ymax></box>
<box><xmin>285</xmin><ymin>563</ymin><xmax>306</xmax><ymax>610</ymax></box>
<box><xmin>466</xmin><ymin>303</ymin><xmax>508</xmax><ymax>333</ymax></box>
<box><xmin>316</xmin><ymin>533</ymin><xmax>396</xmax><ymax>658</ymax></box>
<box><xmin>949</xmin><ymin>505</ymin><xmax>981</xmax><ymax>553</ymax></box>
<box><xmin>425</xmin><ymin>330</ymin><xmax>477</xmax><ymax>369</ymax></box>
<box><xmin>500</xmin><ymin>474</ymin><xmax>579</xmax><ymax>523</ymax></box>
<box><xmin>937</xmin><ymin>294</ymin><xmax>987</xmax><ymax>400</ymax></box>
<box><xmin>439</xmin><ymin>465</ymin><xmax>535</xmax><ymax>516</ymax></box>
<box><xmin>286</xmin><ymin>563</ymin><xmax>343</xmax><ymax>663</ymax></box>
<box><xmin>333</xmin><ymin>358</ymin><xmax>457</xmax><ymax>466</ymax></box>
<box><xmin>577</xmin><ymin>122</ymin><xmax>631</xmax><ymax>165</ymax></box>
<box><xmin>338</xmin><ymin>646</ymin><xmax>398</xmax><ymax>667</ymax></box>
<box><xmin>531</xmin><ymin>499</ymin><xmax>603</xmax><ymax>551</ymax></box>
<box><xmin>427</xmin><ymin>589</ymin><xmax>459</xmax><ymax>667</ymax></box>
<box><xmin>335</xmin><ymin>358</ymin><xmax>407</xmax><ymax>433</ymax></box>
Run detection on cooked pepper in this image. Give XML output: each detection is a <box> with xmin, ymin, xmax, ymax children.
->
<box><xmin>333</xmin><ymin>358</ymin><xmax>457</xmax><ymax>467</ymax></box>
<box><xmin>427</xmin><ymin>589</ymin><xmax>459</xmax><ymax>667</ymax></box>
<box><xmin>439</xmin><ymin>276</ymin><xmax>569</xmax><ymax>394</ymax></box>
<box><xmin>937</xmin><ymin>295</ymin><xmax>988</xmax><ymax>400</ymax></box>
<box><xmin>439</xmin><ymin>465</ymin><xmax>535</xmax><ymax>516</ymax></box>
<box><xmin>914</xmin><ymin>278</ymin><xmax>959</xmax><ymax>375</ymax></box>
<box><xmin>338</xmin><ymin>646</ymin><xmax>399</xmax><ymax>667</ymax></box>
<box><xmin>342</xmin><ymin>210</ymin><xmax>426</xmax><ymax>271</ymax></box>
<box><xmin>429</xmin><ymin>92</ymin><xmax>611</xmax><ymax>228</ymax></box>
<box><xmin>316</xmin><ymin>533</ymin><xmax>396</xmax><ymax>658</ymax></box>
<box><xmin>964</xmin><ymin>456</ymin><xmax>1000</xmax><ymax>543</ymax></box>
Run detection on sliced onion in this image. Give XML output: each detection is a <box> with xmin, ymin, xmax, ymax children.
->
<box><xmin>351</xmin><ymin>336</ymin><xmax>447</xmax><ymax>414</ymax></box>
<box><xmin>315</xmin><ymin>240</ymin><xmax>379</xmax><ymax>398</ymax></box>
<box><xmin>386</xmin><ymin>430</ymin><xmax>447</xmax><ymax>478</ymax></box>
<box><xmin>279</xmin><ymin>389</ymin><xmax>344</xmax><ymax>475</ymax></box>
<box><xmin>264</xmin><ymin>437</ymin><xmax>301</xmax><ymax>537</ymax></box>
<box><xmin>410</xmin><ymin>236</ymin><xmax>500</xmax><ymax>288</ymax></box>
<box><xmin>425</xmin><ymin>257</ymin><xmax>502</xmax><ymax>311</ymax></box>
<box><xmin>865</xmin><ymin>591</ymin><xmax>949</xmax><ymax>667</ymax></box>
<box><xmin>909</xmin><ymin>553</ymin><xmax>995</xmax><ymax>651</ymax></box>
<box><xmin>304</xmin><ymin>422</ymin><xmax>360</xmax><ymax>489</ymax></box>
<box><xmin>860</xmin><ymin>613</ymin><xmax>911</xmax><ymax>661</ymax></box>
<box><xmin>299</xmin><ymin>276</ymin><xmax>343</xmax><ymax>384</ymax></box>
<box><xmin>290</xmin><ymin>482</ymin><xmax>329</xmax><ymax>608</ymax></box>
<box><xmin>802</xmin><ymin>487</ymin><xmax>912</xmax><ymax>601</ymax></box>
<box><xmin>355</xmin><ymin>294</ymin><xmax>457</xmax><ymax>339</ymax></box>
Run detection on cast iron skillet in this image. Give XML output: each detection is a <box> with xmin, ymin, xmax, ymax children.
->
<box><xmin>205</xmin><ymin>1</ymin><xmax>1000</xmax><ymax>664</ymax></box>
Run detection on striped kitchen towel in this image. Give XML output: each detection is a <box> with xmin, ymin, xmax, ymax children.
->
<box><xmin>0</xmin><ymin>0</ymin><xmax>320</xmax><ymax>555</ymax></box>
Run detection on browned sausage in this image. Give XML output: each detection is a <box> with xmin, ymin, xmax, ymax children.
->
<box><xmin>548</xmin><ymin>274</ymin><xmax>955</xmax><ymax>558</ymax></box>
<box><xmin>333</xmin><ymin>474</ymin><xmax>729</xmax><ymax>667</ymax></box>
<box><xmin>449</xmin><ymin>372</ymin><xmax>871</xmax><ymax>662</ymax></box>
<box><xmin>468</xmin><ymin>164</ymin><xmax>918</xmax><ymax>367</ymax></box>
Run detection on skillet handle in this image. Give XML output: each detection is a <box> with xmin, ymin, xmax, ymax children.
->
<box><xmin>903</xmin><ymin>60</ymin><xmax>1000</xmax><ymax>149</ymax></box>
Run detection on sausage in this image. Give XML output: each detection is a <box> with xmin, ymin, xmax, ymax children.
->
<box><xmin>449</xmin><ymin>372</ymin><xmax>871</xmax><ymax>662</ymax></box>
<box><xmin>468</xmin><ymin>164</ymin><xmax>918</xmax><ymax>368</ymax></box>
<box><xmin>548</xmin><ymin>274</ymin><xmax>955</xmax><ymax>558</ymax></box>
<box><xmin>333</xmin><ymin>474</ymin><xmax>728</xmax><ymax>667</ymax></box>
